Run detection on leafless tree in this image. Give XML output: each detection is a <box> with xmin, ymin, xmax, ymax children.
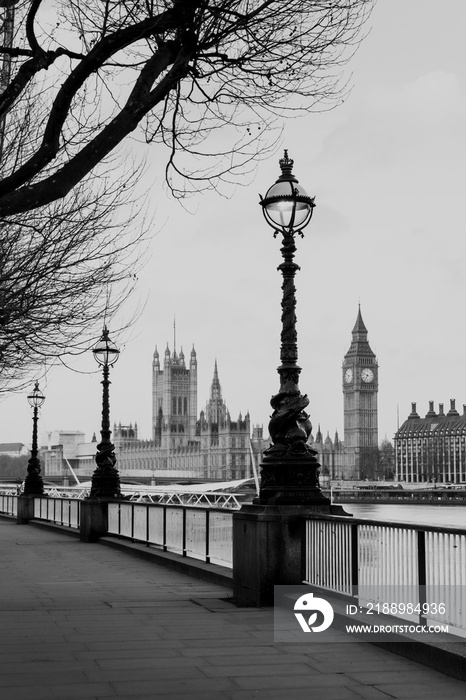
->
<box><xmin>0</xmin><ymin>167</ymin><xmax>146</xmax><ymax>391</ymax></box>
<box><xmin>0</xmin><ymin>1</ymin><xmax>373</xmax><ymax>387</ymax></box>
<box><xmin>0</xmin><ymin>0</ymin><xmax>374</xmax><ymax>216</ymax></box>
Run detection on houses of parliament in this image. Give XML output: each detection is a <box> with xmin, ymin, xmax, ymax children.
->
<box><xmin>43</xmin><ymin>309</ymin><xmax>379</xmax><ymax>482</ymax></box>
<box><xmin>111</xmin><ymin>344</ymin><xmax>265</xmax><ymax>480</ymax></box>
<box><xmin>44</xmin><ymin>343</ymin><xmax>266</xmax><ymax>482</ymax></box>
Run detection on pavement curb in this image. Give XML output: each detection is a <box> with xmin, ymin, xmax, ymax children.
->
<box><xmin>99</xmin><ymin>535</ymin><xmax>233</xmax><ymax>589</ymax></box>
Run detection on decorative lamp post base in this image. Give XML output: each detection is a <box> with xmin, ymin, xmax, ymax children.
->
<box><xmin>85</xmin><ymin>453</ymin><xmax>122</xmax><ymax>541</ymax></box>
<box><xmin>23</xmin><ymin>455</ymin><xmax>44</xmax><ymax>496</ymax></box>
<box><xmin>255</xmin><ymin>452</ymin><xmax>330</xmax><ymax>506</ymax></box>
<box><xmin>89</xmin><ymin>468</ymin><xmax>121</xmax><ymax>499</ymax></box>
<box><xmin>89</xmin><ymin>439</ymin><xmax>121</xmax><ymax>500</ymax></box>
<box><xmin>254</xmin><ymin>377</ymin><xmax>330</xmax><ymax>506</ymax></box>
<box><xmin>23</xmin><ymin>472</ymin><xmax>44</xmax><ymax>496</ymax></box>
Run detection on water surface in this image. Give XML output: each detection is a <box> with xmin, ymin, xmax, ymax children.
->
<box><xmin>340</xmin><ymin>503</ymin><xmax>466</xmax><ymax>529</ymax></box>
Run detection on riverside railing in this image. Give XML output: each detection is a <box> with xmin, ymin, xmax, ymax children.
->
<box><xmin>0</xmin><ymin>494</ymin><xmax>80</xmax><ymax>527</ymax></box>
<box><xmin>107</xmin><ymin>501</ymin><xmax>233</xmax><ymax>568</ymax></box>
<box><xmin>0</xmin><ymin>494</ymin><xmax>17</xmax><ymax>516</ymax></box>
<box><xmin>33</xmin><ymin>497</ymin><xmax>81</xmax><ymax>529</ymax></box>
<box><xmin>0</xmin><ymin>496</ymin><xmax>232</xmax><ymax>567</ymax></box>
<box><xmin>2</xmin><ymin>493</ymin><xmax>464</xmax><ymax>630</ymax></box>
<box><xmin>304</xmin><ymin>514</ymin><xmax>466</xmax><ymax>634</ymax></box>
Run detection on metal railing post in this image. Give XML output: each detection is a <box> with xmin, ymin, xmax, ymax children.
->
<box><xmin>163</xmin><ymin>506</ymin><xmax>167</xmax><ymax>551</ymax></box>
<box><xmin>351</xmin><ymin>522</ymin><xmax>359</xmax><ymax>599</ymax></box>
<box><xmin>417</xmin><ymin>529</ymin><xmax>427</xmax><ymax>625</ymax></box>
<box><xmin>206</xmin><ymin>509</ymin><xmax>210</xmax><ymax>563</ymax></box>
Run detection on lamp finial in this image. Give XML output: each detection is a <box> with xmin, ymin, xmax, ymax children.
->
<box><xmin>279</xmin><ymin>149</ymin><xmax>294</xmax><ymax>177</ymax></box>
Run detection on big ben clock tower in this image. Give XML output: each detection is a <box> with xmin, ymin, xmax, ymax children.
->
<box><xmin>342</xmin><ymin>306</ymin><xmax>378</xmax><ymax>479</ymax></box>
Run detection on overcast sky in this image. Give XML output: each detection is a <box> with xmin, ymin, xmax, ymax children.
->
<box><xmin>1</xmin><ymin>0</ymin><xmax>466</xmax><ymax>450</ymax></box>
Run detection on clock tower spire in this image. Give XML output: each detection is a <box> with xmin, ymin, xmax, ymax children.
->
<box><xmin>342</xmin><ymin>306</ymin><xmax>378</xmax><ymax>479</ymax></box>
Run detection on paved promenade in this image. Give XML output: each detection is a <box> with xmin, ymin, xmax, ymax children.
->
<box><xmin>0</xmin><ymin>518</ymin><xmax>465</xmax><ymax>700</ymax></box>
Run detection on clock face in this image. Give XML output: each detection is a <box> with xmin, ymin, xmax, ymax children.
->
<box><xmin>361</xmin><ymin>368</ymin><xmax>374</xmax><ymax>383</ymax></box>
<box><xmin>344</xmin><ymin>368</ymin><xmax>353</xmax><ymax>384</ymax></box>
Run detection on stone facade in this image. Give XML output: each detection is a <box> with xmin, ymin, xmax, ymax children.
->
<box><xmin>395</xmin><ymin>399</ymin><xmax>466</xmax><ymax>483</ymax></box>
<box><xmin>43</xmin><ymin>344</ymin><xmax>266</xmax><ymax>482</ymax></box>
<box><xmin>116</xmin><ymin>347</ymin><xmax>264</xmax><ymax>480</ymax></box>
<box><xmin>311</xmin><ymin>427</ymin><xmax>346</xmax><ymax>480</ymax></box>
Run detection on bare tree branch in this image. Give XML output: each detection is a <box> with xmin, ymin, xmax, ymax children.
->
<box><xmin>0</xmin><ymin>1</ymin><xmax>374</xmax><ymax>215</ymax></box>
<box><xmin>0</xmin><ymin>0</ymin><xmax>373</xmax><ymax>386</ymax></box>
<box><xmin>0</xmin><ymin>160</ymin><xmax>148</xmax><ymax>391</ymax></box>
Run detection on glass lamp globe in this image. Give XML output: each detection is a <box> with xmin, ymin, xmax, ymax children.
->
<box><xmin>27</xmin><ymin>381</ymin><xmax>45</xmax><ymax>408</ymax></box>
<box><xmin>260</xmin><ymin>150</ymin><xmax>315</xmax><ymax>233</ymax></box>
<box><xmin>92</xmin><ymin>327</ymin><xmax>120</xmax><ymax>366</ymax></box>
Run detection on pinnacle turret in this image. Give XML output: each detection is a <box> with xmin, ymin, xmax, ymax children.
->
<box><xmin>153</xmin><ymin>345</ymin><xmax>160</xmax><ymax>369</ymax></box>
<box><xmin>351</xmin><ymin>304</ymin><xmax>368</xmax><ymax>339</ymax></box>
<box><xmin>190</xmin><ymin>345</ymin><xmax>197</xmax><ymax>365</ymax></box>
<box><xmin>211</xmin><ymin>360</ymin><xmax>221</xmax><ymax>397</ymax></box>
<box><xmin>344</xmin><ymin>305</ymin><xmax>376</xmax><ymax>359</ymax></box>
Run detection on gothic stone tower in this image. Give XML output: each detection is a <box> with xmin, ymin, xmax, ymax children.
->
<box><xmin>152</xmin><ymin>344</ymin><xmax>198</xmax><ymax>451</ymax></box>
<box><xmin>199</xmin><ymin>361</ymin><xmax>251</xmax><ymax>480</ymax></box>
<box><xmin>342</xmin><ymin>307</ymin><xmax>378</xmax><ymax>479</ymax></box>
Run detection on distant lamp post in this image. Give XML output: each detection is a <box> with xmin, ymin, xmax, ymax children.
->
<box><xmin>24</xmin><ymin>381</ymin><xmax>45</xmax><ymax>495</ymax></box>
<box><xmin>257</xmin><ymin>150</ymin><xmax>329</xmax><ymax>505</ymax></box>
<box><xmin>89</xmin><ymin>326</ymin><xmax>121</xmax><ymax>499</ymax></box>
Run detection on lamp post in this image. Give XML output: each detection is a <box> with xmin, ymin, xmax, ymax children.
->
<box><xmin>24</xmin><ymin>380</ymin><xmax>45</xmax><ymax>495</ymax></box>
<box><xmin>89</xmin><ymin>326</ymin><xmax>121</xmax><ymax>499</ymax></box>
<box><xmin>256</xmin><ymin>150</ymin><xmax>329</xmax><ymax>506</ymax></box>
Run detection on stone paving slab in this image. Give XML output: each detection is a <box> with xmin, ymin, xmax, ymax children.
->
<box><xmin>1</xmin><ymin>518</ymin><xmax>465</xmax><ymax>699</ymax></box>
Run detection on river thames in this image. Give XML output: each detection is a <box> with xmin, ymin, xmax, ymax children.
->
<box><xmin>341</xmin><ymin>503</ymin><xmax>466</xmax><ymax>529</ymax></box>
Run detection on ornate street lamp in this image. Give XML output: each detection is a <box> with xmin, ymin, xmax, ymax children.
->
<box><xmin>256</xmin><ymin>150</ymin><xmax>329</xmax><ymax>506</ymax></box>
<box><xmin>24</xmin><ymin>380</ymin><xmax>45</xmax><ymax>495</ymax></box>
<box><xmin>89</xmin><ymin>326</ymin><xmax>122</xmax><ymax>499</ymax></box>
